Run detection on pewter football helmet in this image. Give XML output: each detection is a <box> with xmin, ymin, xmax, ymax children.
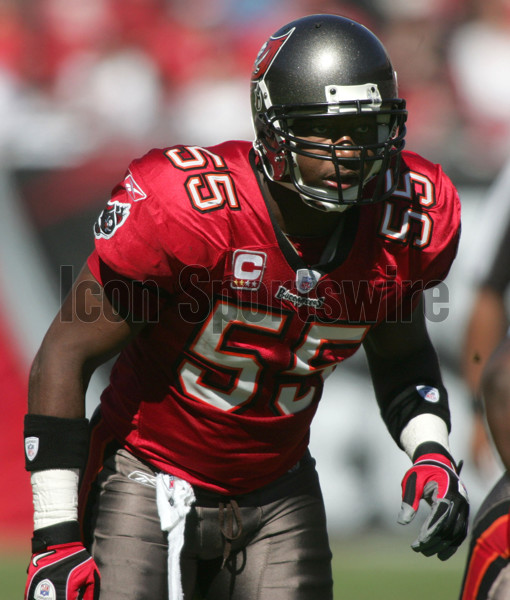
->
<box><xmin>251</xmin><ymin>14</ymin><xmax>407</xmax><ymax>211</ymax></box>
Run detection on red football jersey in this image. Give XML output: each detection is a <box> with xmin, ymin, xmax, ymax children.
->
<box><xmin>88</xmin><ymin>140</ymin><xmax>460</xmax><ymax>494</ymax></box>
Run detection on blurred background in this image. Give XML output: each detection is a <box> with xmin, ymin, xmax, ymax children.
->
<box><xmin>2</xmin><ymin>0</ymin><xmax>510</xmax><ymax>592</ymax></box>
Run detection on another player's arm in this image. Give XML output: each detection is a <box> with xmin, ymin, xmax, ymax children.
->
<box><xmin>462</xmin><ymin>212</ymin><xmax>510</xmax><ymax>469</ymax></box>
<box><xmin>462</xmin><ymin>286</ymin><xmax>507</xmax><ymax>397</ymax></box>
<box><xmin>24</xmin><ymin>263</ymin><xmax>144</xmax><ymax>600</ymax></box>
<box><xmin>462</xmin><ymin>286</ymin><xmax>507</xmax><ymax>470</ymax></box>
<box><xmin>362</xmin><ymin>294</ymin><xmax>469</xmax><ymax>560</ymax></box>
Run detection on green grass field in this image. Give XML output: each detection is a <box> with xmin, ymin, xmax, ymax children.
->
<box><xmin>3</xmin><ymin>534</ymin><xmax>467</xmax><ymax>599</ymax></box>
<box><xmin>331</xmin><ymin>534</ymin><xmax>467</xmax><ymax>599</ymax></box>
<box><xmin>1</xmin><ymin>551</ymin><xmax>28</xmax><ymax>600</ymax></box>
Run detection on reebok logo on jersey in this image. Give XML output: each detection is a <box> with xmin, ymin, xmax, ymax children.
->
<box><xmin>25</xmin><ymin>436</ymin><xmax>39</xmax><ymax>461</ymax></box>
<box><xmin>231</xmin><ymin>250</ymin><xmax>266</xmax><ymax>290</ymax></box>
<box><xmin>124</xmin><ymin>171</ymin><xmax>147</xmax><ymax>202</ymax></box>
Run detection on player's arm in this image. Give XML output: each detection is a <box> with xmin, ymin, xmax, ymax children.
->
<box><xmin>29</xmin><ymin>263</ymin><xmax>141</xmax><ymax>417</ymax></box>
<box><xmin>462</xmin><ymin>285</ymin><xmax>507</xmax><ymax>469</ymax></box>
<box><xmin>25</xmin><ymin>263</ymin><xmax>144</xmax><ymax>600</ymax></box>
<box><xmin>363</xmin><ymin>295</ymin><xmax>469</xmax><ymax>560</ymax></box>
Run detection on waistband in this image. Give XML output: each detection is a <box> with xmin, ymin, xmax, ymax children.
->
<box><xmin>192</xmin><ymin>449</ymin><xmax>315</xmax><ymax>508</ymax></box>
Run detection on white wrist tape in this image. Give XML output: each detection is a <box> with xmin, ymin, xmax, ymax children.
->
<box><xmin>400</xmin><ymin>414</ymin><xmax>450</xmax><ymax>460</ymax></box>
<box><xmin>31</xmin><ymin>468</ymin><xmax>79</xmax><ymax>530</ymax></box>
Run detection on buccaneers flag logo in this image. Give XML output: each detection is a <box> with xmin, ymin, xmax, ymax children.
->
<box><xmin>94</xmin><ymin>201</ymin><xmax>130</xmax><ymax>239</ymax></box>
<box><xmin>252</xmin><ymin>28</ymin><xmax>295</xmax><ymax>82</ymax></box>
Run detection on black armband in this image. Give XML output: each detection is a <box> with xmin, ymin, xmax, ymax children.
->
<box><xmin>24</xmin><ymin>414</ymin><xmax>89</xmax><ymax>472</ymax></box>
<box><xmin>32</xmin><ymin>520</ymin><xmax>81</xmax><ymax>553</ymax></box>
<box><xmin>381</xmin><ymin>383</ymin><xmax>451</xmax><ymax>448</ymax></box>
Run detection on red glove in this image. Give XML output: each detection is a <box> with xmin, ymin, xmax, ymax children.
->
<box><xmin>398</xmin><ymin>442</ymin><xmax>469</xmax><ymax>561</ymax></box>
<box><xmin>25</xmin><ymin>521</ymin><xmax>100</xmax><ymax>600</ymax></box>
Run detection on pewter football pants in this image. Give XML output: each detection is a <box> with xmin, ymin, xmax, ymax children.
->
<box><xmin>84</xmin><ymin>448</ymin><xmax>333</xmax><ymax>599</ymax></box>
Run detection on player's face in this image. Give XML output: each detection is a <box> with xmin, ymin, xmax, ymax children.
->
<box><xmin>290</xmin><ymin>115</ymin><xmax>377</xmax><ymax>194</ymax></box>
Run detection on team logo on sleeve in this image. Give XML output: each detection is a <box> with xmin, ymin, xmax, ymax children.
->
<box><xmin>94</xmin><ymin>201</ymin><xmax>131</xmax><ymax>239</ymax></box>
<box><xmin>231</xmin><ymin>250</ymin><xmax>267</xmax><ymax>290</ymax></box>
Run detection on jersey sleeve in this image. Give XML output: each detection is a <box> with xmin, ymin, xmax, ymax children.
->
<box><xmin>89</xmin><ymin>148</ymin><xmax>227</xmax><ymax>295</ymax></box>
<box><xmin>90</xmin><ymin>153</ymin><xmax>176</xmax><ymax>289</ymax></box>
<box><xmin>87</xmin><ymin>249</ymin><xmax>165</xmax><ymax>321</ymax></box>
<box><xmin>419</xmin><ymin>163</ymin><xmax>461</xmax><ymax>287</ymax></box>
<box><xmin>382</xmin><ymin>156</ymin><xmax>461</xmax><ymax>319</ymax></box>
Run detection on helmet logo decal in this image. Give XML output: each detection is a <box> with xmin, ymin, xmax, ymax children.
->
<box><xmin>252</xmin><ymin>28</ymin><xmax>295</xmax><ymax>112</ymax></box>
<box><xmin>252</xmin><ymin>28</ymin><xmax>295</xmax><ymax>83</ymax></box>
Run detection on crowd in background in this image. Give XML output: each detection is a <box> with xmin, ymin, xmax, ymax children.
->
<box><xmin>1</xmin><ymin>0</ymin><xmax>510</xmax><ymax>181</ymax></box>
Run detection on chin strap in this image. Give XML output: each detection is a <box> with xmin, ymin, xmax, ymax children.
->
<box><xmin>300</xmin><ymin>195</ymin><xmax>352</xmax><ymax>213</ymax></box>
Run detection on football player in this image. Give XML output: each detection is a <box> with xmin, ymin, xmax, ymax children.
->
<box><xmin>24</xmin><ymin>14</ymin><xmax>469</xmax><ymax>600</ymax></box>
<box><xmin>459</xmin><ymin>336</ymin><xmax>510</xmax><ymax>599</ymax></box>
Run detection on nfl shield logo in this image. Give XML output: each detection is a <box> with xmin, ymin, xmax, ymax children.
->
<box><xmin>25</xmin><ymin>436</ymin><xmax>39</xmax><ymax>462</ymax></box>
<box><xmin>35</xmin><ymin>579</ymin><xmax>56</xmax><ymax>600</ymax></box>
<box><xmin>417</xmin><ymin>385</ymin><xmax>440</xmax><ymax>403</ymax></box>
<box><xmin>296</xmin><ymin>269</ymin><xmax>321</xmax><ymax>294</ymax></box>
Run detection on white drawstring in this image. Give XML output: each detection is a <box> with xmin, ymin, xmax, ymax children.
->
<box><xmin>156</xmin><ymin>473</ymin><xmax>195</xmax><ymax>600</ymax></box>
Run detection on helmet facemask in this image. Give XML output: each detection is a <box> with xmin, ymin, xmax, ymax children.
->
<box><xmin>255</xmin><ymin>96</ymin><xmax>407</xmax><ymax>212</ymax></box>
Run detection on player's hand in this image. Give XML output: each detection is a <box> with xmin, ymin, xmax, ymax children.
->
<box><xmin>25</xmin><ymin>522</ymin><xmax>100</xmax><ymax>600</ymax></box>
<box><xmin>398</xmin><ymin>442</ymin><xmax>469</xmax><ymax>560</ymax></box>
